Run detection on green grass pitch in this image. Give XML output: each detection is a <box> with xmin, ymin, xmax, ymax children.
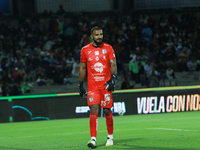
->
<box><xmin>0</xmin><ymin>111</ymin><xmax>199</xmax><ymax>150</ymax></box>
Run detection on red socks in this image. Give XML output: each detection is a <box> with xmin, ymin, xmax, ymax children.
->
<box><xmin>105</xmin><ymin>112</ymin><xmax>113</xmax><ymax>135</ymax></box>
<box><xmin>89</xmin><ymin>113</ymin><xmax>98</xmax><ymax>138</ymax></box>
<box><xmin>89</xmin><ymin>112</ymin><xmax>113</xmax><ymax>138</ymax></box>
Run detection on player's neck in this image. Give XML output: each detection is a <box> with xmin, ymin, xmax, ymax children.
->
<box><xmin>92</xmin><ymin>43</ymin><xmax>102</xmax><ymax>48</ymax></box>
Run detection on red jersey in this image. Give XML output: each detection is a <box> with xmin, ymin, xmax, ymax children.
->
<box><xmin>80</xmin><ymin>42</ymin><xmax>116</xmax><ymax>90</ymax></box>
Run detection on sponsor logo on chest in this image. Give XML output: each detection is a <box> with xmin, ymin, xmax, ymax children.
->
<box><xmin>92</xmin><ymin>62</ymin><xmax>105</xmax><ymax>73</ymax></box>
<box><xmin>95</xmin><ymin>51</ymin><xmax>99</xmax><ymax>55</ymax></box>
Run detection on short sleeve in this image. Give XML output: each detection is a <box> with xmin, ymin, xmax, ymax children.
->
<box><xmin>108</xmin><ymin>45</ymin><xmax>116</xmax><ymax>60</ymax></box>
<box><xmin>80</xmin><ymin>48</ymin><xmax>87</xmax><ymax>63</ymax></box>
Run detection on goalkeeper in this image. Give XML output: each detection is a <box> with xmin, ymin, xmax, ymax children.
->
<box><xmin>79</xmin><ymin>26</ymin><xmax>117</xmax><ymax>149</ymax></box>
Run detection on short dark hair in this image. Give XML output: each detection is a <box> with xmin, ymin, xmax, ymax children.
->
<box><xmin>90</xmin><ymin>26</ymin><xmax>103</xmax><ymax>34</ymax></box>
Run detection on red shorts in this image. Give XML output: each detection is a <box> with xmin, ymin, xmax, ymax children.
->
<box><xmin>87</xmin><ymin>89</ymin><xmax>113</xmax><ymax>108</ymax></box>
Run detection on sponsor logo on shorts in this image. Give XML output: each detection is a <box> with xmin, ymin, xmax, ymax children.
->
<box><xmin>88</xmin><ymin>91</ymin><xmax>94</xmax><ymax>95</ymax></box>
<box><xmin>104</xmin><ymin>94</ymin><xmax>110</xmax><ymax>101</ymax></box>
<box><xmin>89</xmin><ymin>97</ymin><xmax>93</xmax><ymax>102</ymax></box>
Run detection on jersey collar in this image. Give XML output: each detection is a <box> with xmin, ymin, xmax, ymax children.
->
<box><xmin>92</xmin><ymin>42</ymin><xmax>104</xmax><ymax>48</ymax></box>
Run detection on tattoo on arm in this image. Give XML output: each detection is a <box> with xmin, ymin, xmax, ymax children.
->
<box><xmin>110</xmin><ymin>59</ymin><xmax>117</xmax><ymax>75</ymax></box>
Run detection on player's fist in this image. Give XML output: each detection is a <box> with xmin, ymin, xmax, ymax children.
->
<box><xmin>78</xmin><ymin>81</ymin><xmax>87</xmax><ymax>98</ymax></box>
<box><xmin>104</xmin><ymin>74</ymin><xmax>116</xmax><ymax>92</ymax></box>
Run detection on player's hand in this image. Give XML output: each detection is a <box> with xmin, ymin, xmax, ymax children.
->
<box><xmin>104</xmin><ymin>74</ymin><xmax>116</xmax><ymax>92</ymax></box>
<box><xmin>78</xmin><ymin>81</ymin><xmax>87</xmax><ymax>98</ymax></box>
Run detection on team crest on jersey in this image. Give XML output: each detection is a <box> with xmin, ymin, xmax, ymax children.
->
<box><xmin>102</xmin><ymin>49</ymin><xmax>106</xmax><ymax>54</ymax></box>
<box><xmin>104</xmin><ymin>94</ymin><xmax>110</xmax><ymax>101</ymax></box>
<box><xmin>95</xmin><ymin>51</ymin><xmax>99</xmax><ymax>55</ymax></box>
<box><xmin>89</xmin><ymin>97</ymin><xmax>93</xmax><ymax>102</ymax></box>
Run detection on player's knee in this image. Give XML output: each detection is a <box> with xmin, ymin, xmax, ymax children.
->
<box><xmin>89</xmin><ymin>104</ymin><xmax>99</xmax><ymax>113</ymax></box>
<box><xmin>103</xmin><ymin>108</ymin><xmax>111</xmax><ymax>115</ymax></box>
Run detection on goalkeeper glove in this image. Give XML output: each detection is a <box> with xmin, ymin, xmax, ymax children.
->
<box><xmin>78</xmin><ymin>81</ymin><xmax>87</xmax><ymax>98</ymax></box>
<box><xmin>104</xmin><ymin>74</ymin><xmax>116</xmax><ymax>92</ymax></box>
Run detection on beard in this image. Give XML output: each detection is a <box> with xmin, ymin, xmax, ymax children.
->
<box><xmin>93</xmin><ymin>38</ymin><xmax>103</xmax><ymax>45</ymax></box>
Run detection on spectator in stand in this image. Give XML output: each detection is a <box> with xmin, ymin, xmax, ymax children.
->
<box><xmin>36</xmin><ymin>66</ymin><xmax>46</xmax><ymax>79</ymax></box>
<box><xmin>72</xmin><ymin>59</ymin><xmax>80</xmax><ymax>77</ymax></box>
<box><xmin>2</xmin><ymin>83</ymin><xmax>12</xmax><ymax>96</ymax></box>
<box><xmin>36</xmin><ymin>75</ymin><xmax>46</xmax><ymax>86</ymax></box>
<box><xmin>166</xmin><ymin>66</ymin><xmax>175</xmax><ymax>79</ymax></box>
<box><xmin>121</xmin><ymin>77</ymin><xmax>135</xmax><ymax>89</ymax></box>
<box><xmin>64</xmin><ymin>24</ymin><xmax>76</xmax><ymax>47</ymax></box>
<box><xmin>138</xmin><ymin>60</ymin><xmax>145</xmax><ymax>85</ymax></box>
<box><xmin>46</xmin><ymin>63</ymin><xmax>57</xmax><ymax>79</ymax></box>
<box><xmin>187</xmin><ymin>58</ymin><xmax>197</xmax><ymax>71</ymax></box>
<box><xmin>23</xmin><ymin>68</ymin><xmax>35</xmax><ymax>85</ymax></box>
<box><xmin>66</xmin><ymin>53</ymin><xmax>75</xmax><ymax>72</ymax></box>
<box><xmin>36</xmin><ymin>56</ymin><xmax>49</xmax><ymax>69</ymax></box>
<box><xmin>33</xmin><ymin>44</ymin><xmax>42</xmax><ymax>56</ymax></box>
<box><xmin>63</xmin><ymin>74</ymin><xmax>72</xmax><ymax>85</ymax></box>
<box><xmin>177</xmin><ymin>50</ymin><xmax>188</xmax><ymax>72</ymax></box>
<box><xmin>13</xmin><ymin>57</ymin><xmax>25</xmax><ymax>69</ymax></box>
<box><xmin>144</xmin><ymin>60</ymin><xmax>153</xmax><ymax>76</ymax></box>
<box><xmin>2</xmin><ymin>70</ymin><xmax>11</xmax><ymax>84</ymax></box>
<box><xmin>57</xmin><ymin>17</ymin><xmax>64</xmax><ymax>35</ymax></box>
<box><xmin>12</xmin><ymin>67</ymin><xmax>25</xmax><ymax>83</ymax></box>
<box><xmin>57</xmin><ymin>4</ymin><xmax>65</xmax><ymax>15</ymax></box>
<box><xmin>144</xmin><ymin>60</ymin><xmax>153</xmax><ymax>86</ymax></box>
<box><xmin>50</xmin><ymin>48</ymin><xmax>61</xmax><ymax>61</ymax></box>
<box><xmin>149</xmin><ymin>65</ymin><xmax>160</xmax><ymax>87</ymax></box>
<box><xmin>157</xmin><ymin>60</ymin><xmax>168</xmax><ymax>79</ymax></box>
<box><xmin>129</xmin><ymin>58</ymin><xmax>139</xmax><ymax>82</ymax></box>
<box><xmin>79</xmin><ymin>32</ymin><xmax>90</xmax><ymax>47</ymax></box>
<box><xmin>23</xmin><ymin>44</ymin><xmax>32</xmax><ymax>56</ymax></box>
<box><xmin>164</xmin><ymin>46</ymin><xmax>175</xmax><ymax>61</ymax></box>
<box><xmin>44</xmin><ymin>53</ymin><xmax>57</xmax><ymax>64</ymax></box>
<box><xmin>141</xmin><ymin>24</ymin><xmax>153</xmax><ymax>42</ymax></box>
<box><xmin>12</xmin><ymin>81</ymin><xmax>23</xmax><ymax>95</ymax></box>
<box><xmin>40</xmin><ymin>46</ymin><xmax>51</xmax><ymax>58</ymax></box>
<box><xmin>0</xmin><ymin>51</ymin><xmax>8</xmax><ymax>62</ymax></box>
<box><xmin>56</xmin><ymin>59</ymin><xmax>65</xmax><ymax>73</ymax></box>
<box><xmin>44</xmin><ymin>36</ymin><xmax>55</xmax><ymax>51</ymax></box>
<box><xmin>53</xmin><ymin>73</ymin><xmax>64</xmax><ymax>85</ymax></box>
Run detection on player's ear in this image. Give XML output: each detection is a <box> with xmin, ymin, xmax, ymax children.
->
<box><xmin>90</xmin><ymin>34</ymin><xmax>93</xmax><ymax>40</ymax></box>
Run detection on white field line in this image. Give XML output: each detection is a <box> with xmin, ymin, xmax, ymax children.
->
<box><xmin>0</xmin><ymin>128</ymin><xmax>138</xmax><ymax>140</ymax></box>
<box><xmin>148</xmin><ymin>128</ymin><xmax>198</xmax><ymax>132</ymax></box>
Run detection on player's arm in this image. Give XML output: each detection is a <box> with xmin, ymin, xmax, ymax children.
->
<box><xmin>79</xmin><ymin>62</ymin><xmax>86</xmax><ymax>82</ymax></box>
<box><xmin>109</xmin><ymin>59</ymin><xmax>117</xmax><ymax>75</ymax></box>
<box><xmin>104</xmin><ymin>59</ymin><xmax>117</xmax><ymax>92</ymax></box>
<box><xmin>78</xmin><ymin>62</ymin><xmax>87</xmax><ymax>98</ymax></box>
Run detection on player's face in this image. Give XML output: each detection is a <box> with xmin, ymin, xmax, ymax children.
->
<box><xmin>92</xmin><ymin>29</ymin><xmax>103</xmax><ymax>45</ymax></box>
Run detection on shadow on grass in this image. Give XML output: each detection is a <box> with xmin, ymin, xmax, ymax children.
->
<box><xmin>97</xmin><ymin>138</ymin><xmax>196</xmax><ymax>150</ymax></box>
<box><xmin>98</xmin><ymin>138</ymin><xmax>142</xmax><ymax>149</ymax></box>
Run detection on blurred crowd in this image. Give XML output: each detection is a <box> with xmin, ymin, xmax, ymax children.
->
<box><xmin>0</xmin><ymin>6</ymin><xmax>200</xmax><ymax>95</ymax></box>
